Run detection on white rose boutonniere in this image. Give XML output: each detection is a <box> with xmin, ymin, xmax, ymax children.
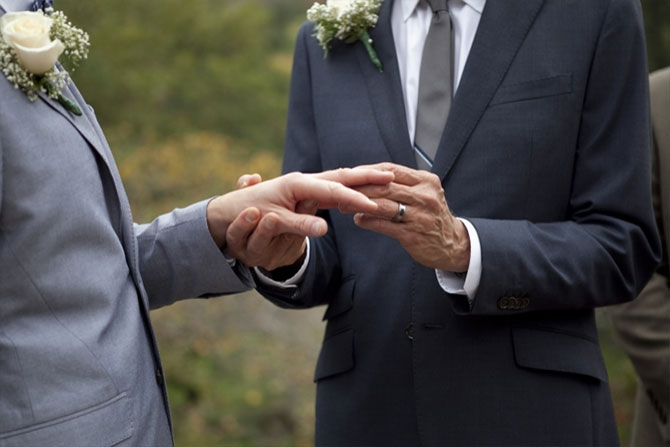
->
<box><xmin>0</xmin><ymin>8</ymin><xmax>89</xmax><ymax>115</ymax></box>
<box><xmin>307</xmin><ymin>0</ymin><xmax>384</xmax><ymax>72</ymax></box>
<box><xmin>2</xmin><ymin>12</ymin><xmax>64</xmax><ymax>74</ymax></box>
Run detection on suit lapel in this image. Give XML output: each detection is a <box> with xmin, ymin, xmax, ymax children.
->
<box><xmin>432</xmin><ymin>0</ymin><xmax>545</xmax><ymax>182</ymax></box>
<box><xmin>58</xmin><ymin>81</ymin><xmax>144</xmax><ymax>286</ymax></box>
<box><xmin>38</xmin><ymin>77</ymin><xmax>143</xmax><ymax>284</ymax></box>
<box><xmin>0</xmin><ymin>1</ymin><xmax>112</xmax><ymax>167</ymax></box>
<box><xmin>357</xmin><ymin>0</ymin><xmax>417</xmax><ymax>168</ymax></box>
<box><xmin>37</xmin><ymin>85</ymin><xmax>111</xmax><ymax>166</ymax></box>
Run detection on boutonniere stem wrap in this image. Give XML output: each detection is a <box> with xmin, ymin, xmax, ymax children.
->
<box><xmin>0</xmin><ymin>8</ymin><xmax>89</xmax><ymax>115</ymax></box>
<box><xmin>307</xmin><ymin>0</ymin><xmax>384</xmax><ymax>72</ymax></box>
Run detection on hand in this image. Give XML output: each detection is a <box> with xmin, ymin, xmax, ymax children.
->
<box><xmin>206</xmin><ymin>166</ymin><xmax>394</xmax><ymax>252</ymax></box>
<box><xmin>353</xmin><ymin>163</ymin><xmax>470</xmax><ymax>272</ymax></box>
<box><xmin>224</xmin><ymin>173</ymin><xmax>318</xmax><ymax>271</ymax></box>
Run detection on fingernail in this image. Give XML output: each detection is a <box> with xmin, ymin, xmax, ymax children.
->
<box><xmin>245</xmin><ymin>211</ymin><xmax>257</xmax><ymax>223</ymax></box>
<box><xmin>312</xmin><ymin>221</ymin><xmax>324</xmax><ymax>235</ymax></box>
<box><xmin>265</xmin><ymin>219</ymin><xmax>276</xmax><ymax>230</ymax></box>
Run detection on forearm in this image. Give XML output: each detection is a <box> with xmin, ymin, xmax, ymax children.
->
<box><xmin>136</xmin><ymin>199</ymin><xmax>250</xmax><ymax>309</ymax></box>
<box><xmin>459</xmin><ymin>0</ymin><xmax>660</xmax><ymax>316</ymax></box>
<box><xmin>467</xmin><ymin>217</ymin><xmax>658</xmax><ymax>315</ymax></box>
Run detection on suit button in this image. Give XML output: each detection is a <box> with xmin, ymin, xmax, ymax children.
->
<box><xmin>498</xmin><ymin>298</ymin><xmax>510</xmax><ymax>310</ymax></box>
<box><xmin>405</xmin><ymin>323</ymin><xmax>414</xmax><ymax>340</ymax></box>
<box><xmin>155</xmin><ymin>368</ymin><xmax>164</xmax><ymax>387</ymax></box>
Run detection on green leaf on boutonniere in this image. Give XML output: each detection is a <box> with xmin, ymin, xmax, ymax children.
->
<box><xmin>57</xmin><ymin>92</ymin><xmax>82</xmax><ymax>115</ymax></box>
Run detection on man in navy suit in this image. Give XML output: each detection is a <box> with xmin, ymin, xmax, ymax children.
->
<box><xmin>228</xmin><ymin>0</ymin><xmax>661</xmax><ymax>444</ymax></box>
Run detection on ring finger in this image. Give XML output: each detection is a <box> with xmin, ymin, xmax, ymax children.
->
<box><xmin>363</xmin><ymin>198</ymin><xmax>410</xmax><ymax>222</ymax></box>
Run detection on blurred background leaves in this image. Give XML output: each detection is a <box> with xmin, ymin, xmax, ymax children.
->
<box><xmin>55</xmin><ymin>0</ymin><xmax>670</xmax><ymax>445</ymax></box>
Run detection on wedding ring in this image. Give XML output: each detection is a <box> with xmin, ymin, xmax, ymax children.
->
<box><xmin>392</xmin><ymin>202</ymin><xmax>406</xmax><ymax>223</ymax></box>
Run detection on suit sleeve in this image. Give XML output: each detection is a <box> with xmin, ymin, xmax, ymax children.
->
<box><xmin>464</xmin><ymin>0</ymin><xmax>661</xmax><ymax>315</ymax></box>
<box><xmin>254</xmin><ymin>24</ymin><xmax>343</xmax><ymax>310</ymax></box>
<box><xmin>135</xmin><ymin>199</ymin><xmax>252</xmax><ymax>309</ymax></box>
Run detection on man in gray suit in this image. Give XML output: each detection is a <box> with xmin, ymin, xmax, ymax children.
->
<box><xmin>610</xmin><ymin>66</ymin><xmax>670</xmax><ymax>447</ymax></box>
<box><xmin>0</xmin><ymin>0</ymin><xmax>393</xmax><ymax>446</ymax></box>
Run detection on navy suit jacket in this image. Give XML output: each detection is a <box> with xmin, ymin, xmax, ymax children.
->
<box><xmin>258</xmin><ymin>0</ymin><xmax>661</xmax><ymax>445</ymax></box>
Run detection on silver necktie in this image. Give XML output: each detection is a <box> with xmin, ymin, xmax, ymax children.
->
<box><xmin>414</xmin><ymin>0</ymin><xmax>453</xmax><ymax>170</ymax></box>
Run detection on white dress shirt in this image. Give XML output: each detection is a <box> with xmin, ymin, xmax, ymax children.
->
<box><xmin>393</xmin><ymin>0</ymin><xmax>485</xmax><ymax>299</ymax></box>
<box><xmin>256</xmin><ymin>0</ymin><xmax>486</xmax><ymax>298</ymax></box>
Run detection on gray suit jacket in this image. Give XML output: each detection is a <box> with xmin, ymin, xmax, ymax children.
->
<box><xmin>257</xmin><ymin>0</ymin><xmax>661</xmax><ymax>445</ymax></box>
<box><xmin>611</xmin><ymin>67</ymin><xmax>670</xmax><ymax>446</ymax></box>
<box><xmin>0</xmin><ymin>1</ymin><xmax>249</xmax><ymax>446</ymax></box>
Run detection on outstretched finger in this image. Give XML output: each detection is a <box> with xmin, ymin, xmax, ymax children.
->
<box><xmin>313</xmin><ymin>167</ymin><xmax>394</xmax><ymax>187</ymax></box>
<box><xmin>292</xmin><ymin>177</ymin><xmax>380</xmax><ymax>214</ymax></box>
<box><xmin>355</xmin><ymin>162</ymin><xmax>423</xmax><ymax>186</ymax></box>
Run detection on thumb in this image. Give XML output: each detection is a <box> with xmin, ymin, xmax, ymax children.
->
<box><xmin>272</xmin><ymin>211</ymin><xmax>329</xmax><ymax>237</ymax></box>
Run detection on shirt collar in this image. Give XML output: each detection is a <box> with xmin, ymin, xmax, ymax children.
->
<box><xmin>464</xmin><ymin>0</ymin><xmax>485</xmax><ymax>14</ymax></box>
<box><xmin>400</xmin><ymin>0</ymin><xmax>421</xmax><ymax>23</ymax></box>
<box><xmin>400</xmin><ymin>0</ymin><xmax>485</xmax><ymax>22</ymax></box>
<box><xmin>1</xmin><ymin>0</ymin><xmax>33</xmax><ymax>12</ymax></box>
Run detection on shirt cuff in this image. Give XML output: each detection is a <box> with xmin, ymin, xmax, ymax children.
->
<box><xmin>223</xmin><ymin>249</ymin><xmax>237</xmax><ymax>268</ymax></box>
<box><xmin>435</xmin><ymin>218</ymin><xmax>482</xmax><ymax>300</ymax></box>
<box><xmin>253</xmin><ymin>238</ymin><xmax>311</xmax><ymax>290</ymax></box>
<box><xmin>222</xmin><ymin>248</ymin><xmax>255</xmax><ymax>288</ymax></box>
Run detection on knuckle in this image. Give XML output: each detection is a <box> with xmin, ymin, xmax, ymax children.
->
<box><xmin>328</xmin><ymin>181</ymin><xmax>343</xmax><ymax>195</ymax></box>
<box><xmin>285</xmin><ymin>172</ymin><xmax>301</xmax><ymax>183</ymax></box>
<box><xmin>295</xmin><ymin>218</ymin><xmax>311</xmax><ymax>235</ymax></box>
<box><xmin>425</xmin><ymin>195</ymin><xmax>440</xmax><ymax>210</ymax></box>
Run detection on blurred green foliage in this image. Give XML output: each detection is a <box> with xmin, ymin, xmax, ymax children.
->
<box><xmin>60</xmin><ymin>0</ymin><xmax>310</xmax><ymax>159</ymax></box>
<box><xmin>54</xmin><ymin>0</ymin><xmax>669</xmax><ymax>445</ymax></box>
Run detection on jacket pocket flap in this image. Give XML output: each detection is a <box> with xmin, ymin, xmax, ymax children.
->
<box><xmin>314</xmin><ymin>329</ymin><xmax>354</xmax><ymax>382</ymax></box>
<box><xmin>0</xmin><ymin>392</ymin><xmax>133</xmax><ymax>447</ymax></box>
<box><xmin>322</xmin><ymin>278</ymin><xmax>355</xmax><ymax>321</ymax></box>
<box><xmin>512</xmin><ymin>327</ymin><xmax>608</xmax><ymax>382</ymax></box>
<box><xmin>490</xmin><ymin>74</ymin><xmax>573</xmax><ymax>106</ymax></box>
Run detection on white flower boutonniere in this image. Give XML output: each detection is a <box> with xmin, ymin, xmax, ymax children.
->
<box><xmin>307</xmin><ymin>0</ymin><xmax>384</xmax><ymax>72</ymax></box>
<box><xmin>0</xmin><ymin>8</ymin><xmax>89</xmax><ymax>115</ymax></box>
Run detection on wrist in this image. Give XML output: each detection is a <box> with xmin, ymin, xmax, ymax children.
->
<box><xmin>258</xmin><ymin>239</ymin><xmax>308</xmax><ymax>280</ymax></box>
<box><xmin>206</xmin><ymin>195</ymin><xmax>233</xmax><ymax>249</ymax></box>
<box><xmin>449</xmin><ymin>219</ymin><xmax>471</xmax><ymax>273</ymax></box>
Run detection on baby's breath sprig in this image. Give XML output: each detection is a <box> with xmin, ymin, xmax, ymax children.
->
<box><xmin>50</xmin><ymin>9</ymin><xmax>89</xmax><ymax>69</ymax></box>
<box><xmin>307</xmin><ymin>0</ymin><xmax>383</xmax><ymax>72</ymax></box>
